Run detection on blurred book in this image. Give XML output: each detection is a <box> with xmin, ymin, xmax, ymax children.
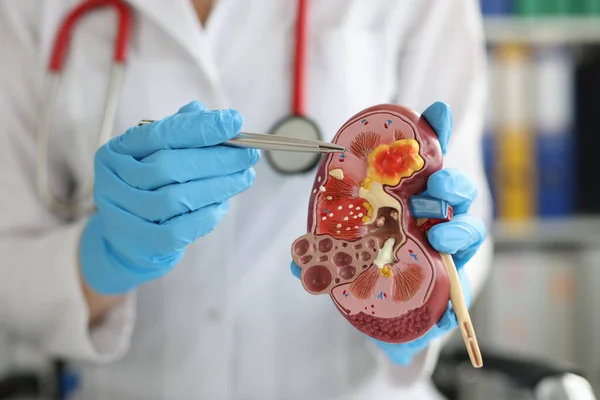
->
<box><xmin>494</xmin><ymin>44</ymin><xmax>537</xmax><ymax>221</ymax></box>
<box><xmin>482</xmin><ymin>0</ymin><xmax>600</xmax><ymax>16</ymax></box>
<box><xmin>516</xmin><ymin>0</ymin><xmax>570</xmax><ymax>15</ymax></box>
<box><xmin>568</xmin><ymin>0</ymin><xmax>600</xmax><ymax>14</ymax></box>
<box><xmin>533</xmin><ymin>45</ymin><xmax>576</xmax><ymax>217</ymax></box>
<box><xmin>575</xmin><ymin>45</ymin><xmax>600</xmax><ymax>214</ymax></box>
<box><xmin>481</xmin><ymin>0</ymin><xmax>514</xmax><ymax>14</ymax></box>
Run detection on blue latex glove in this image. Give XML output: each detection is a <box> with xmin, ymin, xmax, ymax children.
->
<box><xmin>290</xmin><ymin>101</ymin><xmax>486</xmax><ymax>365</ymax></box>
<box><xmin>80</xmin><ymin>101</ymin><xmax>260</xmax><ymax>294</ymax></box>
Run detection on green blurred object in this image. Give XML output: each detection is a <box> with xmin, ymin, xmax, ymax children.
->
<box><xmin>567</xmin><ymin>0</ymin><xmax>600</xmax><ymax>14</ymax></box>
<box><xmin>516</xmin><ymin>0</ymin><xmax>575</xmax><ymax>15</ymax></box>
<box><xmin>515</xmin><ymin>0</ymin><xmax>545</xmax><ymax>15</ymax></box>
<box><xmin>583</xmin><ymin>0</ymin><xmax>600</xmax><ymax>14</ymax></box>
<box><xmin>568</xmin><ymin>0</ymin><xmax>584</xmax><ymax>14</ymax></box>
<box><xmin>553</xmin><ymin>0</ymin><xmax>572</xmax><ymax>14</ymax></box>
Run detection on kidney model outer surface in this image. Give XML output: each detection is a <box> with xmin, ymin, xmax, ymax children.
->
<box><xmin>291</xmin><ymin>104</ymin><xmax>452</xmax><ymax>344</ymax></box>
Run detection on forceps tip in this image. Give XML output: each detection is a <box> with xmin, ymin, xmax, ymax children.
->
<box><xmin>318</xmin><ymin>144</ymin><xmax>347</xmax><ymax>154</ymax></box>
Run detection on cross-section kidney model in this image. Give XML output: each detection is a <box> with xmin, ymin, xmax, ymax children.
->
<box><xmin>291</xmin><ymin>104</ymin><xmax>453</xmax><ymax>344</ymax></box>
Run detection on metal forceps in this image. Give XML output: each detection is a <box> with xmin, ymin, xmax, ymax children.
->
<box><xmin>137</xmin><ymin>120</ymin><xmax>347</xmax><ymax>154</ymax></box>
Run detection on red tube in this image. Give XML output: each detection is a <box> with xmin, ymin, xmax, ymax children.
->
<box><xmin>293</xmin><ymin>0</ymin><xmax>308</xmax><ymax>117</ymax></box>
<box><xmin>49</xmin><ymin>0</ymin><xmax>132</xmax><ymax>72</ymax></box>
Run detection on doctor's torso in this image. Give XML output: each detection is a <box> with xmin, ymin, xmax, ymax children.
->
<box><xmin>12</xmin><ymin>0</ymin><xmax>479</xmax><ymax>399</ymax></box>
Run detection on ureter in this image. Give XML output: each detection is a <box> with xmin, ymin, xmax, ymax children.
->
<box><xmin>373</xmin><ymin>237</ymin><xmax>396</xmax><ymax>269</ymax></box>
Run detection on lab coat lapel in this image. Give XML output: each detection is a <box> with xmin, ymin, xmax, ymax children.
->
<box><xmin>126</xmin><ymin>0</ymin><xmax>220</xmax><ymax>87</ymax></box>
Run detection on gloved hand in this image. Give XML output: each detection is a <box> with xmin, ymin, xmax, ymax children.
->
<box><xmin>290</xmin><ymin>101</ymin><xmax>486</xmax><ymax>365</ymax></box>
<box><xmin>80</xmin><ymin>101</ymin><xmax>260</xmax><ymax>295</ymax></box>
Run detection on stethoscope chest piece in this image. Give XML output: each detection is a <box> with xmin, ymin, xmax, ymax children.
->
<box><xmin>265</xmin><ymin>115</ymin><xmax>323</xmax><ymax>174</ymax></box>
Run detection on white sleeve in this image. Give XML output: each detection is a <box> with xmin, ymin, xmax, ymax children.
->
<box><xmin>383</xmin><ymin>0</ymin><xmax>494</xmax><ymax>381</ymax></box>
<box><xmin>0</xmin><ymin>1</ymin><xmax>136</xmax><ymax>363</ymax></box>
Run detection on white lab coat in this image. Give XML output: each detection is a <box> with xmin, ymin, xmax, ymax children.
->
<box><xmin>0</xmin><ymin>0</ymin><xmax>493</xmax><ymax>399</ymax></box>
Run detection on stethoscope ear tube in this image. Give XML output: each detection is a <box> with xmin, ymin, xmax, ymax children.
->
<box><xmin>37</xmin><ymin>0</ymin><xmax>133</xmax><ymax>220</ymax></box>
<box><xmin>49</xmin><ymin>0</ymin><xmax>132</xmax><ymax>71</ymax></box>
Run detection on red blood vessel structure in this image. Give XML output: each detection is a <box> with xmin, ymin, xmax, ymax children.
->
<box><xmin>291</xmin><ymin>104</ymin><xmax>451</xmax><ymax>344</ymax></box>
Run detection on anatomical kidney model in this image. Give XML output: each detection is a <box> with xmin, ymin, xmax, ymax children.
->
<box><xmin>291</xmin><ymin>104</ymin><xmax>482</xmax><ymax>367</ymax></box>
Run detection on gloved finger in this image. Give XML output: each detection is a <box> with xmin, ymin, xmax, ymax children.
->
<box><xmin>148</xmin><ymin>168</ymin><xmax>256</xmax><ymax>223</ymax></box>
<box><xmin>451</xmin><ymin>239</ymin><xmax>484</xmax><ymax>270</ymax></box>
<box><xmin>422</xmin><ymin>101</ymin><xmax>452</xmax><ymax>155</ymax></box>
<box><xmin>428</xmin><ymin>214</ymin><xmax>486</xmax><ymax>269</ymax></box>
<box><xmin>113</xmin><ymin>147</ymin><xmax>260</xmax><ymax>190</ymax></box>
<box><xmin>176</xmin><ymin>100</ymin><xmax>207</xmax><ymax>114</ymax></box>
<box><xmin>436</xmin><ymin>267</ymin><xmax>472</xmax><ymax>330</ymax></box>
<box><xmin>110</xmin><ymin>107</ymin><xmax>244</xmax><ymax>159</ymax></box>
<box><xmin>154</xmin><ymin>200</ymin><xmax>232</xmax><ymax>248</ymax></box>
<box><xmin>99</xmin><ymin>167</ymin><xmax>256</xmax><ymax>223</ymax></box>
<box><xmin>290</xmin><ymin>261</ymin><xmax>302</xmax><ymax>279</ymax></box>
<box><xmin>426</xmin><ymin>168</ymin><xmax>478</xmax><ymax>215</ymax></box>
<box><xmin>100</xmin><ymin>200</ymin><xmax>231</xmax><ymax>264</ymax></box>
<box><xmin>371</xmin><ymin>315</ymin><xmax>451</xmax><ymax>366</ymax></box>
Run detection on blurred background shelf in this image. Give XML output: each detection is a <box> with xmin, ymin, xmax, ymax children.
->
<box><xmin>463</xmin><ymin>3</ymin><xmax>600</xmax><ymax>395</ymax></box>
<box><xmin>492</xmin><ymin>216</ymin><xmax>600</xmax><ymax>248</ymax></box>
<box><xmin>484</xmin><ymin>17</ymin><xmax>600</xmax><ymax>44</ymax></box>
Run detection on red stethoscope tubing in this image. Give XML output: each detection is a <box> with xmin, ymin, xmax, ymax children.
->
<box><xmin>293</xmin><ymin>0</ymin><xmax>308</xmax><ymax>117</ymax></box>
<box><xmin>40</xmin><ymin>0</ymin><xmax>317</xmax><ymax>219</ymax></box>
<box><xmin>48</xmin><ymin>0</ymin><xmax>307</xmax><ymax>116</ymax></box>
<box><xmin>48</xmin><ymin>0</ymin><xmax>132</xmax><ymax>72</ymax></box>
<box><xmin>44</xmin><ymin>0</ymin><xmax>316</xmax><ymax>183</ymax></box>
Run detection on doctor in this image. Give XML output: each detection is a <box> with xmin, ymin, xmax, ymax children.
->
<box><xmin>0</xmin><ymin>0</ymin><xmax>492</xmax><ymax>399</ymax></box>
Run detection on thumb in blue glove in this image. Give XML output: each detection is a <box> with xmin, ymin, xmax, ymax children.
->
<box><xmin>81</xmin><ymin>101</ymin><xmax>260</xmax><ymax>294</ymax></box>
